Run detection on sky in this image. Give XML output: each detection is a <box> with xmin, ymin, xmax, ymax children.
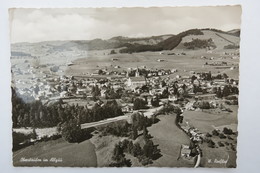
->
<box><xmin>9</xmin><ymin>6</ymin><xmax>241</xmax><ymax>43</ymax></box>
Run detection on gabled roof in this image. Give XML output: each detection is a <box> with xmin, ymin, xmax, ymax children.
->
<box><xmin>129</xmin><ymin>76</ymin><xmax>146</xmax><ymax>82</ymax></box>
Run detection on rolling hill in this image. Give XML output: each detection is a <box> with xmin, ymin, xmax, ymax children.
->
<box><xmin>119</xmin><ymin>29</ymin><xmax>240</xmax><ymax>53</ymax></box>
<box><xmin>174</xmin><ymin>30</ymin><xmax>240</xmax><ymax>51</ymax></box>
<box><xmin>11</xmin><ymin>28</ymin><xmax>240</xmax><ymax>57</ymax></box>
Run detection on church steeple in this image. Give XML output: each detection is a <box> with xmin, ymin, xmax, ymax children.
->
<box><xmin>135</xmin><ymin>67</ymin><xmax>140</xmax><ymax>77</ymax></box>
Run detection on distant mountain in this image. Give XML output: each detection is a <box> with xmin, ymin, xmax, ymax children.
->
<box><xmin>11</xmin><ymin>28</ymin><xmax>240</xmax><ymax>57</ymax></box>
<box><xmin>11</xmin><ymin>34</ymin><xmax>172</xmax><ymax>55</ymax></box>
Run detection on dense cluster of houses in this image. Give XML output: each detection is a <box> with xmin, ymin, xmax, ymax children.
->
<box><xmin>12</xmin><ymin>56</ymin><xmax>239</xmax><ymax>118</ymax></box>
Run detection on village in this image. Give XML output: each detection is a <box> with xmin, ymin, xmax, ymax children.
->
<box><xmin>11</xmin><ymin>57</ymin><xmax>238</xmax><ymax>113</ymax></box>
<box><xmin>11</xmin><ymin>27</ymin><xmax>240</xmax><ymax>168</ymax></box>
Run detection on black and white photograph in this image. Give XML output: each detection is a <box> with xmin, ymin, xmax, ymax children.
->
<box><xmin>10</xmin><ymin>6</ymin><xmax>241</xmax><ymax>168</ymax></box>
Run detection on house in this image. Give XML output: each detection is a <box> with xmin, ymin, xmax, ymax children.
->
<box><xmin>76</xmin><ymin>88</ymin><xmax>87</xmax><ymax>95</ymax></box>
<box><xmin>171</xmin><ymin>68</ymin><xmax>178</xmax><ymax>73</ymax></box>
<box><xmin>91</xmin><ymin>70</ymin><xmax>100</xmax><ymax>76</ymax></box>
<box><xmin>121</xmin><ymin>104</ymin><xmax>134</xmax><ymax>113</ymax></box>
<box><xmin>157</xmin><ymin>59</ymin><xmax>165</xmax><ymax>62</ymax></box>
<box><xmin>180</xmin><ymin>145</ymin><xmax>191</xmax><ymax>158</ymax></box>
<box><xmin>168</xmin><ymin>95</ymin><xmax>177</xmax><ymax>101</ymax></box>
<box><xmin>112</xmin><ymin>58</ymin><xmax>119</xmax><ymax>61</ymax></box>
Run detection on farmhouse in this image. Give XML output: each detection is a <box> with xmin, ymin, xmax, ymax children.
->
<box><xmin>157</xmin><ymin>59</ymin><xmax>165</xmax><ymax>62</ymax></box>
<box><xmin>91</xmin><ymin>70</ymin><xmax>100</xmax><ymax>76</ymax></box>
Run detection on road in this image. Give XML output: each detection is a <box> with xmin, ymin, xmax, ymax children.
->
<box><xmin>81</xmin><ymin>106</ymin><xmax>164</xmax><ymax>129</ymax></box>
<box><xmin>80</xmin><ymin>114</ymin><xmax>129</xmax><ymax>129</ymax></box>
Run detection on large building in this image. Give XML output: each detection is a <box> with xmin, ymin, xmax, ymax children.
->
<box><xmin>127</xmin><ymin>76</ymin><xmax>146</xmax><ymax>89</ymax></box>
<box><xmin>126</xmin><ymin>68</ymin><xmax>146</xmax><ymax>89</ymax></box>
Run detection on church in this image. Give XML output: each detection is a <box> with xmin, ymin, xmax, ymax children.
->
<box><xmin>126</xmin><ymin>68</ymin><xmax>147</xmax><ymax>89</ymax></box>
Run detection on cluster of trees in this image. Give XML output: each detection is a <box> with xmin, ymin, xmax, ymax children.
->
<box><xmin>193</xmin><ymin>72</ymin><xmax>230</xmax><ymax>81</ymax></box>
<box><xmin>97</xmin><ymin>112</ymin><xmax>157</xmax><ymax>141</ymax></box>
<box><xmin>193</xmin><ymin>85</ymin><xmax>204</xmax><ymax>94</ymax></box>
<box><xmin>133</xmin><ymin>98</ymin><xmax>148</xmax><ymax>110</ymax></box>
<box><xmin>224</xmin><ymin>44</ymin><xmax>240</xmax><ymax>49</ymax></box>
<box><xmin>204</xmin><ymin>127</ymin><xmax>236</xmax><ymax>149</ymax></box>
<box><xmin>158</xmin><ymin>103</ymin><xmax>182</xmax><ymax>115</ymax></box>
<box><xmin>184</xmin><ymin>38</ymin><xmax>215</xmax><ymax>49</ymax></box>
<box><xmin>96</xmin><ymin>111</ymin><xmax>161</xmax><ymax>166</ymax></box>
<box><xmin>58</xmin><ymin>100</ymin><xmax>122</xmax><ymax>143</ymax></box>
<box><xmin>111</xmin><ymin>138</ymin><xmax>161</xmax><ymax>166</ymax></box>
<box><xmin>12</xmin><ymin>87</ymin><xmax>123</xmax><ymax>129</ymax></box>
<box><xmin>91</xmin><ymin>85</ymin><xmax>101</xmax><ymax>98</ymax></box>
<box><xmin>130</xmin><ymin>112</ymin><xmax>149</xmax><ymax>140</ymax></box>
<box><xmin>58</xmin><ymin>119</ymin><xmax>91</xmax><ymax>143</ymax></box>
<box><xmin>159</xmin><ymin>29</ymin><xmax>204</xmax><ymax>50</ymax></box>
<box><xmin>12</xmin><ymin>89</ymin><xmax>61</xmax><ymax>128</ymax></box>
<box><xmin>223</xmin><ymin>127</ymin><xmax>234</xmax><ymax>135</ymax></box>
<box><xmin>104</xmin><ymin>87</ymin><xmax>123</xmax><ymax>99</ymax></box>
<box><xmin>193</xmin><ymin>101</ymin><xmax>211</xmax><ymax>109</ymax></box>
<box><xmin>196</xmin><ymin>72</ymin><xmax>213</xmax><ymax>81</ymax></box>
<box><xmin>151</xmin><ymin>96</ymin><xmax>160</xmax><ymax>107</ymax></box>
<box><xmin>212</xmin><ymin>73</ymin><xmax>228</xmax><ymax>80</ymax></box>
<box><xmin>110</xmin><ymin>49</ymin><xmax>117</xmax><ymax>54</ymax></box>
<box><xmin>215</xmin><ymin>85</ymin><xmax>239</xmax><ymax>98</ymax></box>
<box><xmin>97</xmin><ymin>121</ymin><xmax>132</xmax><ymax>137</ymax></box>
<box><xmin>161</xmin><ymin>88</ymin><xmax>170</xmax><ymax>99</ymax></box>
<box><xmin>13</xmin><ymin>130</ymin><xmax>37</xmax><ymax>151</ymax></box>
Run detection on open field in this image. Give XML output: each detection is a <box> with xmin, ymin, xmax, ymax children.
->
<box><xmin>182</xmin><ymin>105</ymin><xmax>238</xmax><ymax>133</ymax></box>
<box><xmin>64</xmin><ymin>50</ymin><xmax>239</xmax><ymax>81</ymax></box>
<box><xmin>147</xmin><ymin>114</ymin><xmax>194</xmax><ymax>167</ymax></box>
<box><xmin>12</xmin><ymin>49</ymin><xmax>239</xmax><ymax>75</ymax></box>
<box><xmin>90</xmin><ymin>134</ymin><xmax>125</xmax><ymax>167</ymax></box>
<box><xmin>13</xmin><ymin>138</ymin><xmax>97</xmax><ymax>167</ymax></box>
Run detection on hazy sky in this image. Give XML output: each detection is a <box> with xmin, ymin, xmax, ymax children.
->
<box><xmin>10</xmin><ymin>6</ymin><xmax>241</xmax><ymax>43</ymax></box>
